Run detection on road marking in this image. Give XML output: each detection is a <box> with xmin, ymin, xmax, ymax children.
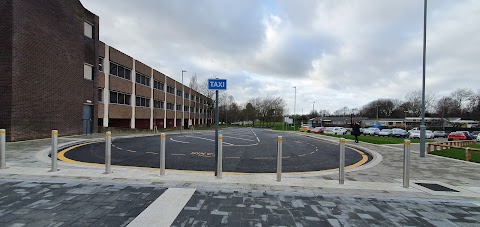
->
<box><xmin>251</xmin><ymin>129</ymin><xmax>260</xmax><ymax>142</ymax></box>
<box><xmin>146</xmin><ymin>152</ymin><xmax>158</xmax><ymax>155</ymax></box>
<box><xmin>171</xmin><ymin>154</ymin><xmax>185</xmax><ymax>156</ymax></box>
<box><xmin>186</xmin><ymin>135</ymin><xmax>234</xmax><ymax>145</ymax></box>
<box><xmin>170</xmin><ymin>138</ymin><xmax>190</xmax><ymax>144</ymax></box>
<box><xmin>254</xmin><ymin>157</ymin><xmax>269</xmax><ymax>160</ymax></box>
<box><xmin>282</xmin><ymin>156</ymin><xmax>290</xmax><ymax>159</ymax></box>
<box><xmin>222</xmin><ymin>135</ymin><xmax>255</xmax><ymax>141</ymax></box>
<box><xmin>127</xmin><ymin>150</ymin><xmax>137</xmax><ymax>153</ymax></box>
<box><xmin>225</xmin><ymin>157</ymin><xmax>241</xmax><ymax>159</ymax></box>
<box><xmin>298</xmin><ymin>154</ymin><xmax>306</xmax><ymax>157</ymax></box>
<box><xmin>127</xmin><ymin>188</ymin><xmax>196</xmax><ymax>227</ymax></box>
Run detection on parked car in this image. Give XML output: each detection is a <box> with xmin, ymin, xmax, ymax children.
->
<box><xmin>456</xmin><ymin>131</ymin><xmax>474</xmax><ymax>140</ymax></box>
<box><xmin>363</xmin><ymin>127</ymin><xmax>380</xmax><ymax>136</ymax></box>
<box><xmin>378</xmin><ymin>129</ymin><xmax>392</xmax><ymax>137</ymax></box>
<box><xmin>477</xmin><ymin>133</ymin><xmax>480</xmax><ymax>142</ymax></box>
<box><xmin>433</xmin><ymin>131</ymin><xmax>447</xmax><ymax>138</ymax></box>
<box><xmin>425</xmin><ymin>130</ymin><xmax>435</xmax><ymax>139</ymax></box>
<box><xmin>408</xmin><ymin>130</ymin><xmax>421</xmax><ymax>139</ymax></box>
<box><xmin>448</xmin><ymin>132</ymin><xmax>468</xmax><ymax>141</ymax></box>
<box><xmin>310</xmin><ymin>127</ymin><xmax>324</xmax><ymax>134</ymax></box>
<box><xmin>470</xmin><ymin>131</ymin><xmax>479</xmax><ymax>138</ymax></box>
<box><xmin>324</xmin><ymin>127</ymin><xmax>347</xmax><ymax>135</ymax></box>
<box><xmin>299</xmin><ymin>125</ymin><xmax>311</xmax><ymax>132</ymax></box>
<box><xmin>391</xmin><ymin>129</ymin><xmax>407</xmax><ymax>138</ymax></box>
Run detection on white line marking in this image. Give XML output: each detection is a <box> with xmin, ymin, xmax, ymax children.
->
<box><xmin>282</xmin><ymin>156</ymin><xmax>290</xmax><ymax>159</ymax></box>
<box><xmin>146</xmin><ymin>152</ymin><xmax>158</xmax><ymax>155</ymax></box>
<box><xmin>171</xmin><ymin>154</ymin><xmax>185</xmax><ymax>156</ymax></box>
<box><xmin>298</xmin><ymin>154</ymin><xmax>306</xmax><ymax>157</ymax></box>
<box><xmin>170</xmin><ymin>138</ymin><xmax>190</xmax><ymax>144</ymax></box>
<box><xmin>127</xmin><ymin>188</ymin><xmax>196</xmax><ymax>227</ymax></box>
<box><xmin>224</xmin><ymin>143</ymin><xmax>258</xmax><ymax>147</ymax></box>
<box><xmin>127</xmin><ymin>150</ymin><xmax>137</xmax><ymax>153</ymax></box>
<box><xmin>310</xmin><ymin>152</ymin><xmax>315</xmax><ymax>154</ymax></box>
<box><xmin>186</xmin><ymin>135</ymin><xmax>234</xmax><ymax>145</ymax></box>
<box><xmin>254</xmin><ymin>157</ymin><xmax>269</xmax><ymax>160</ymax></box>
<box><xmin>225</xmin><ymin>157</ymin><xmax>241</xmax><ymax>159</ymax></box>
<box><xmin>251</xmin><ymin>129</ymin><xmax>260</xmax><ymax>142</ymax></box>
<box><xmin>222</xmin><ymin>135</ymin><xmax>255</xmax><ymax>141</ymax></box>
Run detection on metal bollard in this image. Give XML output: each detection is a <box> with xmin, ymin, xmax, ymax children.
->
<box><xmin>403</xmin><ymin>139</ymin><xmax>411</xmax><ymax>188</ymax></box>
<box><xmin>1</xmin><ymin>129</ymin><xmax>6</xmax><ymax>169</ymax></box>
<box><xmin>104</xmin><ymin>131</ymin><xmax>112</xmax><ymax>174</ymax></box>
<box><xmin>339</xmin><ymin>138</ymin><xmax>345</xmax><ymax>184</ymax></box>
<box><xmin>465</xmin><ymin>147</ymin><xmax>471</xmax><ymax>162</ymax></box>
<box><xmin>277</xmin><ymin>136</ymin><xmax>283</xmax><ymax>182</ymax></box>
<box><xmin>217</xmin><ymin>134</ymin><xmax>223</xmax><ymax>179</ymax></box>
<box><xmin>49</xmin><ymin>130</ymin><xmax>59</xmax><ymax>172</ymax></box>
<box><xmin>160</xmin><ymin>133</ymin><xmax>166</xmax><ymax>176</ymax></box>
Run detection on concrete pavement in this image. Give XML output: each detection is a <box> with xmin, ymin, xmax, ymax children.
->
<box><xmin>1</xmin><ymin>129</ymin><xmax>480</xmax><ymax>226</ymax></box>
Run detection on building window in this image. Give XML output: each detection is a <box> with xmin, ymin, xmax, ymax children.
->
<box><xmin>190</xmin><ymin>106</ymin><xmax>195</xmax><ymax>113</ymax></box>
<box><xmin>84</xmin><ymin>21</ymin><xmax>93</xmax><ymax>38</ymax></box>
<box><xmin>176</xmin><ymin>89</ymin><xmax>182</xmax><ymax>97</ymax></box>
<box><xmin>154</xmin><ymin>80</ymin><xmax>164</xmax><ymax>91</ymax></box>
<box><xmin>154</xmin><ymin>100</ymin><xmax>164</xmax><ymax>109</ymax></box>
<box><xmin>98</xmin><ymin>88</ymin><xmax>103</xmax><ymax>102</ymax></box>
<box><xmin>166</xmin><ymin>85</ymin><xmax>175</xmax><ymax>94</ymax></box>
<box><xmin>84</xmin><ymin>64</ymin><xmax>93</xmax><ymax>80</ymax></box>
<box><xmin>136</xmin><ymin>96</ymin><xmax>150</xmax><ymax>107</ymax></box>
<box><xmin>191</xmin><ymin>95</ymin><xmax>195</xmax><ymax>101</ymax></box>
<box><xmin>109</xmin><ymin>62</ymin><xmax>131</xmax><ymax>80</ymax></box>
<box><xmin>99</xmin><ymin>58</ymin><xmax>104</xmax><ymax>72</ymax></box>
<box><xmin>135</xmin><ymin>73</ymin><xmax>150</xmax><ymax>87</ymax></box>
<box><xmin>184</xmin><ymin>106</ymin><xmax>189</xmax><ymax>111</ymax></box>
<box><xmin>166</xmin><ymin>102</ymin><xmax>174</xmax><ymax>110</ymax></box>
<box><xmin>176</xmin><ymin>104</ymin><xmax>182</xmax><ymax>111</ymax></box>
<box><xmin>110</xmin><ymin>90</ymin><xmax>131</xmax><ymax>105</ymax></box>
<box><xmin>184</xmin><ymin>93</ymin><xmax>189</xmax><ymax>99</ymax></box>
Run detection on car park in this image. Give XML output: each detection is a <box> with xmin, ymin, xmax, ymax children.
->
<box><xmin>433</xmin><ymin>131</ymin><xmax>447</xmax><ymax>138</ymax></box>
<box><xmin>363</xmin><ymin>127</ymin><xmax>380</xmax><ymax>136</ymax></box>
<box><xmin>477</xmin><ymin>133</ymin><xmax>480</xmax><ymax>142</ymax></box>
<box><xmin>391</xmin><ymin>129</ymin><xmax>407</xmax><ymax>138</ymax></box>
<box><xmin>456</xmin><ymin>131</ymin><xmax>474</xmax><ymax>140</ymax></box>
<box><xmin>324</xmin><ymin>127</ymin><xmax>347</xmax><ymax>135</ymax></box>
<box><xmin>299</xmin><ymin>125</ymin><xmax>311</xmax><ymax>132</ymax></box>
<box><xmin>425</xmin><ymin>130</ymin><xmax>435</xmax><ymax>139</ymax></box>
<box><xmin>448</xmin><ymin>132</ymin><xmax>468</xmax><ymax>141</ymax></box>
<box><xmin>310</xmin><ymin>127</ymin><xmax>324</xmax><ymax>134</ymax></box>
<box><xmin>378</xmin><ymin>129</ymin><xmax>392</xmax><ymax>137</ymax></box>
<box><xmin>470</xmin><ymin>131</ymin><xmax>479</xmax><ymax>138</ymax></box>
<box><xmin>408</xmin><ymin>130</ymin><xmax>421</xmax><ymax>139</ymax></box>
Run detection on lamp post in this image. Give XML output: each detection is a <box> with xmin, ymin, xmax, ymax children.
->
<box><xmin>293</xmin><ymin>86</ymin><xmax>296</xmax><ymax>130</ymax></box>
<box><xmin>404</xmin><ymin>111</ymin><xmax>408</xmax><ymax>130</ymax></box>
<box><xmin>181</xmin><ymin>70</ymin><xmax>186</xmax><ymax>133</ymax></box>
<box><xmin>301</xmin><ymin>109</ymin><xmax>303</xmax><ymax>125</ymax></box>
<box><xmin>376</xmin><ymin>105</ymin><xmax>379</xmax><ymax>124</ymax></box>
<box><xmin>313</xmin><ymin>102</ymin><xmax>315</xmax><ymax>117</ymax></box>
<box><xmin>420</xmin><ymin>0</ymin><xmax>427</xmax><ymax>157</ymax></box>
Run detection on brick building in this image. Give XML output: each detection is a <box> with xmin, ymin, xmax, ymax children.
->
<box><xmin>0</xmin><ymin>0</ymin><xmax>211</xmax><ymax>141</ymax></box>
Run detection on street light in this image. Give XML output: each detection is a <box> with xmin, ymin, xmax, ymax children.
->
<box><xmin>293</xmin><ymin>86</ymin><xmax>296</xmax><ymax>130</ymax></box>
<box><xmin>181</xmin><ymin>70</ymin><xmax>186</xmax><ymax>133</ymax></box>
<box><xmin>420</xmin><ymin>0</ymin><xmax>427</xmax><ymax>157</ymax></box>
<box><xmin>313</xmin><ymin>101</ymin><xmax>315</xmax><ymax>116</ymax></box>
<box><xmin>404</xmin><ymin>110</ymin><xmax>408</xmax><ymax>130</ymax></box>
<box><xmin>376</xmin><ymin>105</ymin><xmax>379</xmax><ymax>124</ymax></box>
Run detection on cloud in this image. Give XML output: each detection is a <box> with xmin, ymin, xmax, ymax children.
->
<box><xmin>81</xmin><ymin>0</ymin><xmax>480</xmax><ymax>114</ymax></box>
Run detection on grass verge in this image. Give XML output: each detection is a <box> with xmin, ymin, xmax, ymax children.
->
<box><xmin>431</xmin><ymin>144</ymin><xmax>480</xmax><ymax>163</ymax></box>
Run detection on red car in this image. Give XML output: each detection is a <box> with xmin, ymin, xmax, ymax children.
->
<box><xmin>310</xmin><ymin>127</ymin><xmax>324</xmax><ymax>134</ymax></box>
<box><xmin>447</xmin><ymin>132</ymin><xmax>467</xmax><ymax>141</ymax></box>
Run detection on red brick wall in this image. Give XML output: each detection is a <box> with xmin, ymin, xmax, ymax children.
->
<box><xmin>7</xmin><ymin>0</ymin><xmax>99</xmax><ymax>141</ymax></box>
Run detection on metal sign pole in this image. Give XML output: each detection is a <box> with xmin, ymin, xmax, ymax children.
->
<box><xmin>215</xmin><ymin>90</ymin><xmax>219</xmax><ymax>176</ymax></box>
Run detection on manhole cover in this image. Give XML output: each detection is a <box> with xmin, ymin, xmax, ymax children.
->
<box><xmin>415</xmin><ymin>183</ymin><xmax>459</xmax><ymax>192</ymax></box>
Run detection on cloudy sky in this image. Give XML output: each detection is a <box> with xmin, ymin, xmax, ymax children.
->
<box><xmin>81</xmin><ymin>0</ymin><xmax>480</xmax><ymax>114</ymax></box>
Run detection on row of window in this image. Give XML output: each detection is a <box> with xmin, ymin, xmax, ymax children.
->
<box><xmin>110</xmin><ymin>62</ymin><xmax>131</xmax><ymax>80</ymax></box>
<box><xmin>166</xmin><ymin>85</ymin><xmax>175</xmax><ymax>94</ymax></box>
<box><xmin>154</xmin><ymin>80</ymin><xmax>164</xmax><ymax>91</ymax></box>
<box><xmin>136</xmin><ymin>73</ymin><xmax>150</xmax><ymax>87</ymax></box>
<box><xmin>136</xmin><ymin>96</ymin><xmax>150</xmax><ymax>107</ymax></box>
<box><xmin>99</xmin><ymin>89</ymin><xmax>207</xmax><ymax>113</ymax></box>
<box><xmin>176</xmin><ymin>89</ymin><xmax>182</xmax><ymax>97</ymax></box>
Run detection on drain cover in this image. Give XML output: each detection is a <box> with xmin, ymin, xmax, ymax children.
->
<box><xmin>415</xmin><ymin>183</ymin><xmax>459</xmax><ymax>192</ymax></box>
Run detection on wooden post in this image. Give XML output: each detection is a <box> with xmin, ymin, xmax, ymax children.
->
<box><xmin>465</xmin><ymin>148</ymin><xmax>471</xmax><ymax>162</ymax></box>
